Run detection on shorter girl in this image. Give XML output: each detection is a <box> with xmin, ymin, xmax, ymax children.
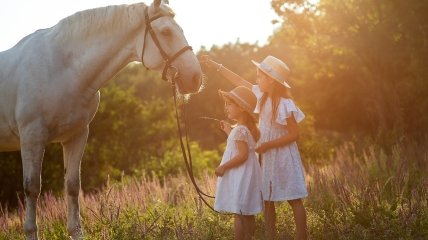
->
<box><xmin>214</xmin><ymin>86</ymin><xmax>263</xmax><ymax>240</ymax></box>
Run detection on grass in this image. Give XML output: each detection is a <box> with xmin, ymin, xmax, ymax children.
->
<box><xmin>1</xmin><ymin>141</ymin><xmax>427</xmax><ymax>239</ymax></box>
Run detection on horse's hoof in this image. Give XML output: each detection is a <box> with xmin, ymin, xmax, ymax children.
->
<box><xmin>68</xmin><ymin>225</ymin><xmax>83</xmax><ymax>240</ymax></box>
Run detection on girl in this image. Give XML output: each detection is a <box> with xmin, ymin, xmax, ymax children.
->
<box><xmin>202</xmin><ymin>55</ymin><xmax>308</xmax><ymax>240</ymax></box>
<box><xmin>214</xmin><ymin>86</ymin><xmax>263</xmax><ymax>240</ymax></box>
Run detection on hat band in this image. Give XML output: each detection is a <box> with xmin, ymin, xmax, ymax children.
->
<box><xmin>260</xmin><ymin>62</ymin><xmax>286</xmax><ymax>83</ymax></box>
<box><xmin>230</xmin><ymin>91</ymin><xmax>253</xmax><ymax>111</ymax></box>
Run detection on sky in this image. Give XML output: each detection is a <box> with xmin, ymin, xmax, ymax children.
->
<box><xmin>0</xmin><ymin>0</ymin><xmax>280</xmax><ymax>52</ymax></box>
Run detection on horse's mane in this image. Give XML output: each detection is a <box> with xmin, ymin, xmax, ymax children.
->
<box><xmin>52</xmin><ymin>2</ymin><xmax>147</xmax><ymax>43</ymax></box>
<box><xmin>12</xmin><ymin>2</ymin><xmax>176</xmax><ymax>49</ymax></box>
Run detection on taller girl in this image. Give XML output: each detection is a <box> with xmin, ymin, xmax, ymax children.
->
<box><xmin>201</xmin><ymin>55</ymin><xmax>308</xmax><ymax>240</ymax></box>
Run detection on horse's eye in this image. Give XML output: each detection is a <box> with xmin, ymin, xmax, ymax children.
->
<box><xmin>161</xmin><ymin>28</ymin><xmax>172</xmax><ymax>36</ymax></box>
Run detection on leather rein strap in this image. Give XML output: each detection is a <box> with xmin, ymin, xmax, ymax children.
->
<box><xmin>169</xmin><ymin>78</ymin><xmax>227</xmax><ymax>214</ymax></box>
<box><xmin>141</xmin><ymin>6</ymin><xmax>227</xmax><ymax>215</ymax></box>
<box><xmin>141</xmin><ymin>7</ymin><xmax>221</xmax><ymax>212</ymax></box>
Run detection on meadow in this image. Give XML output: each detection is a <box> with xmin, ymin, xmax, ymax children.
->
<box><xmin>1</xmin><ymin>140</ymin><xmax>427</xmax><ymax>240</ymax></box>
<box><xmin>1</xmin><ymin>0</ymin><xmax>428</xmax><ymax>239</ymax></box>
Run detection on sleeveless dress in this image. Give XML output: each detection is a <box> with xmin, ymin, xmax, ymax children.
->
<box><xmin>252</xmin><ymin>85</ymin><xmax>308</xmax><ymax>201</ymax></box>
<box><xmin>214</xmin><ymin>125</ymin><xmax>263</xmax><ymax>215</ymax></box>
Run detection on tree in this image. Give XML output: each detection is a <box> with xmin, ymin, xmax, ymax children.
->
<box><xmin>269</xmin><ymin>0</ymin><xmax>428</xmax><ymax>141</ymax></box>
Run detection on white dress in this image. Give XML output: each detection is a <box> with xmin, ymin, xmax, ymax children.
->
<box><xmin>214</xmin><ymin>125</ymin><xmax>263</xmax><ymax>215</ymax></box>
<box><xmin>252</xmin><ymin>85</ymin><xmax>308</xmax><ymax>201</ymax></box>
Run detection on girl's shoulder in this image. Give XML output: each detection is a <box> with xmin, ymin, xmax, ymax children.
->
<box><xmin>251</xmin><ymin>85</ymin><xmax>263</xmax><ymax>99</ymax></box>
<box><xmin>232</xmin><ymin>125</ymin><xmax>251</xmax><ymax>135</ymax></box>
<box><xmin>230</xmin><ymin>125</ymin><xmax>251</xmax><ymax>142</ymax></box>
<box><xmin>279</xmin><ymin>97</ymin><xmax>297</xmax><ymax>107</ymax></box>
<box><xmin>276</xmin><ymin>98</ymin><xmax>305</xmax><ymax>124</ymax></box>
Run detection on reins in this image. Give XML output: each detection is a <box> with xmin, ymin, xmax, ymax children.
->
<box><xmin>169</xmin><ymin>78</ymin><xmax>223</xmax><ymax>213</ymax></box>
<box><xmin>140</xmin><ymin>5</ymin><xmax>228</xmax><ymax>214</ymax></box>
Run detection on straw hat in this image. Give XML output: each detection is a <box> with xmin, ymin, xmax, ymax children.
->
<box><xmin>252</xmin><ymin>55</ymin><xmax>291</xmax><ymax>88</ymax></box>
<box><xmin>218</xmin><ymin>86</ymin><xmax>257</xmax><ymax>119</ymax></box>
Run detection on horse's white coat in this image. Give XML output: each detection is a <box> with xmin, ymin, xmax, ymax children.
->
<box><xmin>0</xmin><ymin>0</ymin><xmax>201</xmax><ymax>239</ymax></box>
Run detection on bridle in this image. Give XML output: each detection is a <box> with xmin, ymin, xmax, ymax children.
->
<box><xmin>141</xmin><ymin>6</ymin><xmax>192</xmax><ymax>81</ymax></box>
<box><xmin>140</xmin><ymin>5</ymin><xmax>226</xmax><ymax>214</ymax></box>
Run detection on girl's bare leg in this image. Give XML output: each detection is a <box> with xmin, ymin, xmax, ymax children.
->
<box><xmin>288</xmin><ymin>199</ymin><xmax>308</xmax><ymax>240</ymax></box>
<box><xmin>264</xmin><ymin>201</ymin><xmax>276</xmax><ymax>240</ymax></box>
<box><xmin>243</xmin><ymin>215</ymin><xmax>256</xmax><ymax>240</ymax></box>
<box><xmin>234</xmin><ymin>214</ymin><xmax>245</xmax><ymax>240</ymax></box>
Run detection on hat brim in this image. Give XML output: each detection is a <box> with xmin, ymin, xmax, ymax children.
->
<box><xmin>251</xmin><ymin>60</ymin><xmax>291</xmax><ymax>88</ymax></box>
<box><xmin>218</xmin><ymin>90</ymin><xmax>258</xmax><ymax>120</ymax></box>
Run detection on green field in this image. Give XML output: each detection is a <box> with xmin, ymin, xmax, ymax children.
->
<box><xmin>1</xmin><ymin>141</ymin><xmax>426</xmax><ymax>240</ymax></box>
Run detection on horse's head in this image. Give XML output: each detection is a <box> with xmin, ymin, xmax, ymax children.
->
<box><xmin>141</xmin><ymin>0</ymin><xmax>202</xmax><ymax>94</ymax></box>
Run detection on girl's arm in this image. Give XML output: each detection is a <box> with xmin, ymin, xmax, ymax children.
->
<box><xmin>215</xmin><ymin>141</ymin><xmax>249</xmax><ymax>177</ymax></box>
<box><xmin>200</xmin><ymin>55</ymin><xmax>253</xmax><ymax>89</ymax></box>
<box><xmin>255</xmin><ymin>116</ymin><xmax>299</xmax><ymax>154</ymax></box>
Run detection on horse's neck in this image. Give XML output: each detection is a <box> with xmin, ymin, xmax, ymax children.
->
<box><xmin>55</xmin><ymin>3</ymin><xmax>146</xmax><ymax>95</ymax></box>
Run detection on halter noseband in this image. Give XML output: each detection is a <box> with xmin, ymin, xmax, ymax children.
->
<box><xmin>141</xmin><ymin>6</ymin><xmax>193</xmax><ymax>81</ymax></box>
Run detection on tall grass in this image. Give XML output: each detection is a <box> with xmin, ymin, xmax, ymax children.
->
<box><xmin>305</xmin><ymin>141</ymin><xmax>428</xmax><ymax>239</ymax></box>
<box><xmin>1</xmin><ymin>141</ymin><xmax>427</xmax><ymax>239</ymax></box>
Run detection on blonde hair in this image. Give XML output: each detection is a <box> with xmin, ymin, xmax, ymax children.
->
<box><xmin>242</xmin><ymin>111</ymin><xmax>260</xmax><ymax>142</ymax></box>
<box><xmin>259</xmin><ymin>77</ymin><xmax>293</xmax><ymax>122</ymax></box>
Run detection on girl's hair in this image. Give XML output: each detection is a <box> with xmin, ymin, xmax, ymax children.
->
<box><xmin>241</xmin><ymin>111</ymin><xmax>260</xmax><ymax>142</ymax></box>
<box><xmin>259</xmin><ymin>77</ymin><xmax>292</xmax><ymax>121</ymax></box>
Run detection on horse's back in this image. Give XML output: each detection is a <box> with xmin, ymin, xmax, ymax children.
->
<box><xmin>0</xmin><ymin>28</ymin><xmax>57</xmax><ymax>151</ymax></box>
<box><xmin>0</xmin><ymin>27</ymin><xmax>53</xmax><ymax>82</ymax></box>
<box><xmin>0</xmin><ymin>28</ymin><xmax>51</xmax><ymax>106</ymax></box>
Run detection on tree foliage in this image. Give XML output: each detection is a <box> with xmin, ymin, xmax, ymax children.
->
<box><xmin>269</xmin><ymin>0</ymin><xmax>428</xmax><ymax>141</ymax></box>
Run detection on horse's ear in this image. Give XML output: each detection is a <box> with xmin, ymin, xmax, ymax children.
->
<box><xmin>153</xmin><ymin>0</ymin><xmax>161</xmax><ymax>10</ymax></box>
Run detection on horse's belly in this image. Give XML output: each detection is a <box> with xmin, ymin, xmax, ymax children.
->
<box><xmin>50</xmin><ymin>121</ymin><xmax>88</xmax><ymax>143</ymax></box>
<box><xmin>50</xmin><ymin>93</ymin><xmax>100</xmax><ymax>143</ymax></box>
<box><xmin>0</xmin><ymin>127</ymin><xmax>20</xmax><ymax>151</ymax></box>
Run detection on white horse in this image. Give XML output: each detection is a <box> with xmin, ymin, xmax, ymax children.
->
<box><xmin>0</xmin><ymin>0</ymin><xmax>202</xmax><ymax>239</ymax></box>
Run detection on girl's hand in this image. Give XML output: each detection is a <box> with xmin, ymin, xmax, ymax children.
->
<box><xmin>220</xmin><ymin>120</ymin><xmax>232</xmax><ymax>135</ymax></box>
<box><xmin>215</xmin><ymin>165</ymin><xmax>226</xmax><ymax>177</ymax></box>
<box><xmin>255</xmin><ymin>143</ymin><xmax>270</xmax><ymax>154</ymax></box>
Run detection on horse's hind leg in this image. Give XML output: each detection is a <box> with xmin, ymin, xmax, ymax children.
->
<box><xmin>20</xmin><ymin>128</ymin><xmax>47</xmax><ymax>240</ymax></box>
<box><xmin>62</xmin><ymin>126</ymin><xmax>89</xmax><ymax>240</ymax></box>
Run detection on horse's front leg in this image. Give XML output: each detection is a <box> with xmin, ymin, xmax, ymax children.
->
<box><xmin>62</xmin><ymin>126</ymin><xmax>89</xmax><ymax>240</ymax></box>
<box><xmin>20</xmin><ymin>127</ymin><xmax>47</xmax><ymax>240</ymax></box>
